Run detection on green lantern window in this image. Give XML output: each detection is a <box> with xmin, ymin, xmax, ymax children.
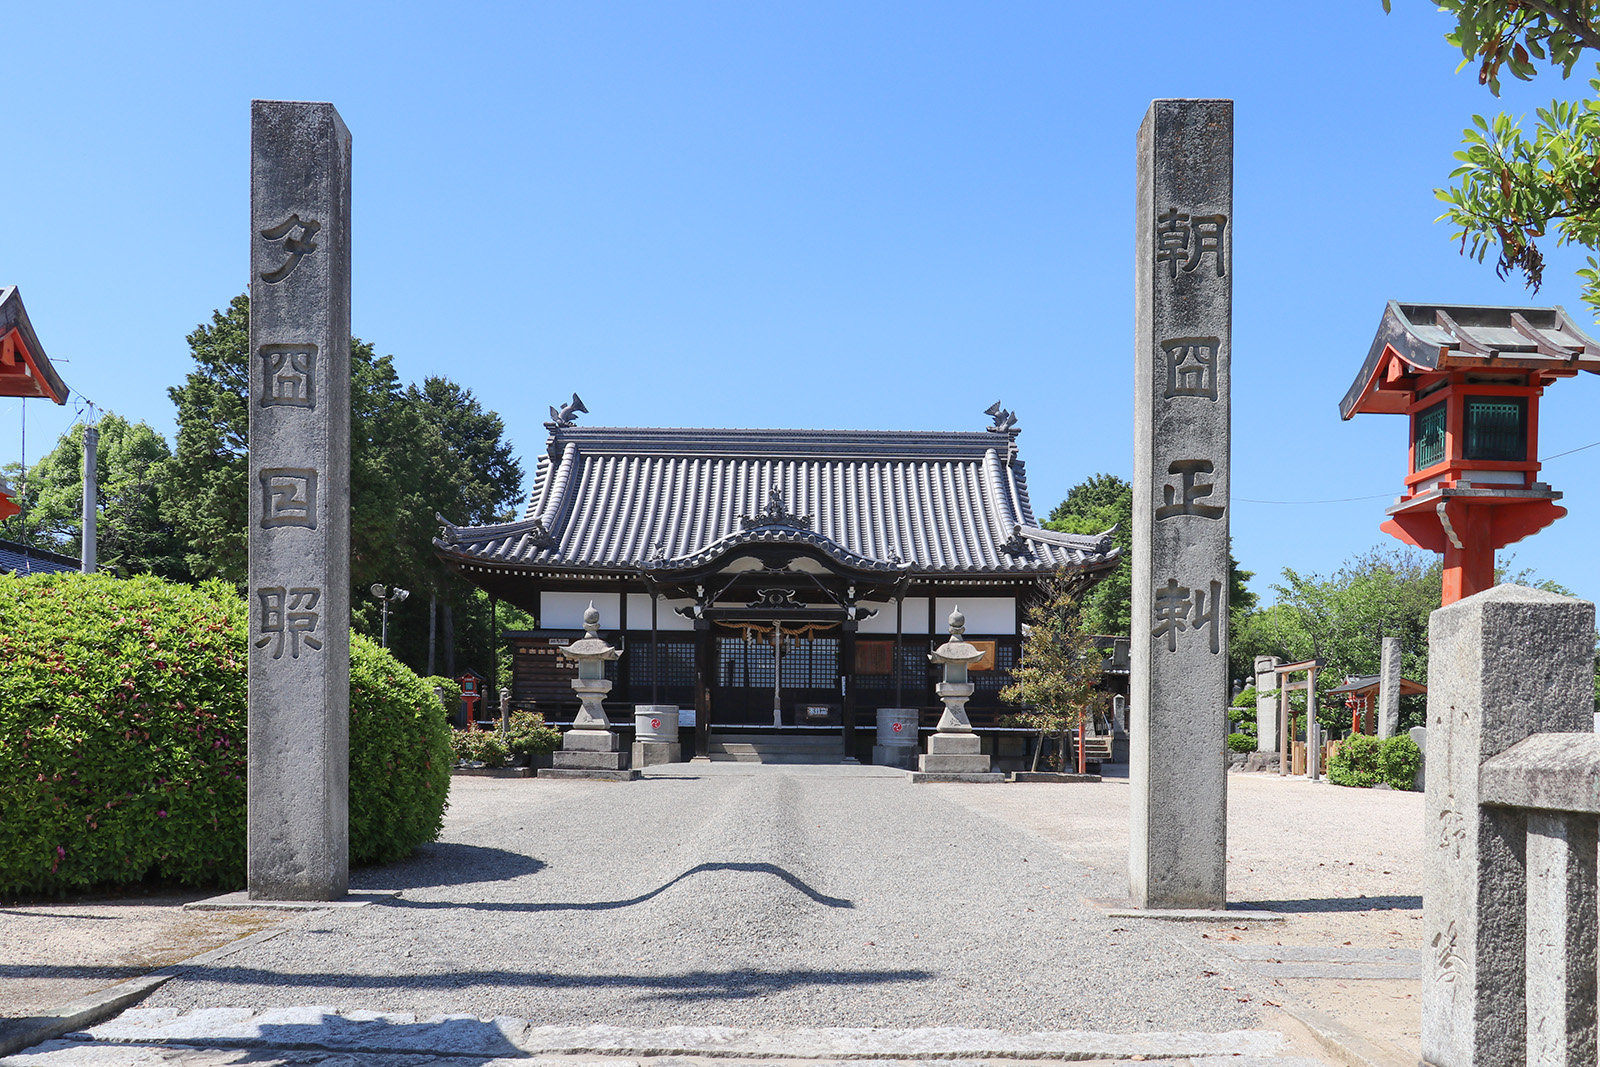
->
<box><xmin>1463</xmin><ymin>396</ymin><xmax>1527</xmax><ymax>462</ymax></box>
<box><xmin>1413</xmin><ymin>401</ymin><xmax>1446</xmax><ymax>471</ymax></box>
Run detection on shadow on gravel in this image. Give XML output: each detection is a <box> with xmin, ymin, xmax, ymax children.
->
<box><xmin>0</xmin><ymin>964</ymin><xmax>151</xmax><ymax>980</ymax></box>
<box><xmin>1244</xmin><ymin>894</ymin><xmax>1423</xmax><ymax>913</ymax></box>
<box><xmin>382</xmin><ymin>861</ymin><xmax>852</xmax><ymax>911</ymax></box>
<box><xmin>352</xmin><ymin>843</ymin><xmax>547</xmax><ymax>889</ymax></box>
<box><xmin>162</xmin><ymin>965</ymin><xmax>934</xmax><ymax>1000</ymax></box>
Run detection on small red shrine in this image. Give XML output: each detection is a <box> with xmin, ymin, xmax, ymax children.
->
<box><xmin>0</xmin><ymin>287</ymin><xmax>70</xmax><ymax>521</ymax></box>
<box><xmin>1341</xmin><ymin>302</ymin><xmax>1600</xmax><ymax>603</ymax></box>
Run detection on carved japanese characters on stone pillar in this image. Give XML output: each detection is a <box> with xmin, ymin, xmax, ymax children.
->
<box><xmin>247</xmin><ymin>100</ymin><xmax>352</xmax><ymax>902</ymax></box>
<box><xmin>1130</xmin><ymin>99</ymin><xmax>1233</xmax><ymax>912</ymax></box>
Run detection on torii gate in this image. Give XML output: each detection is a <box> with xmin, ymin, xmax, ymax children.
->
<box><xmin>1273</xmin><ymin>657</ymin><xmax>1326</xmax><ymax>779</ymax></box>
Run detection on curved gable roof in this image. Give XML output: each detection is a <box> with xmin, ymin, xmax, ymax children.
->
<box><xmin>437</xmin><ymin>424</ymin><xmax>1118</xmax><ymax>579</ymax></box>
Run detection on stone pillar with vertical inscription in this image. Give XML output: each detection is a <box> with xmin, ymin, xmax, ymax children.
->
<box><xmin>1252</xmin><ymin>655</ymin><xmax>1279</xmax><ymax>753</ymax></box>
<box><xmin>1377</xmin><ymin>635</ymin><xmax>1402</xmax><ymax>739</ymax></box>
<box><xmin>247</xmin><ymin>101</ymin><xmax>352</xmax><ymax>901</ymax></box>
<box><xmin>1130</xmin><ymin>99</ymin><xmax>1232</xmax><ymax>911</ymax></box>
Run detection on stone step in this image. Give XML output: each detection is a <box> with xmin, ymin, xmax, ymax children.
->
<box><xmin>706</xmin><ymin>734</ymin><xmax>846</xmax><ymax>764</ymax></box>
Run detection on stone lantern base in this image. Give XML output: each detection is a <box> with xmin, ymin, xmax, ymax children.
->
<box><xmin>908</xmin><ymin>732</ymin><xmax>1002</xmax><ymax>782</ymax></box>
<box><xmin>539</xmin><ymin>729</ymin><xmax>641</xmax><ymax>781</ymax></box>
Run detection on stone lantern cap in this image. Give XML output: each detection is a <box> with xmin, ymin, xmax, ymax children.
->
<box><xmin>558</xmin><ymin>602</ymin><xmax>621</xmax><ymax>662</ymax></box>
<box><xmin>929</xmin><ymin>606</ymin><xmax>986</xmax><ymax>666</ymax></box>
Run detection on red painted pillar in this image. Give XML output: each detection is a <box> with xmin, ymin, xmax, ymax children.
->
<box><xmin>1441</xmin><ymin>504</ymin><xmax>1495</xmax><ymax>605</ymax></box>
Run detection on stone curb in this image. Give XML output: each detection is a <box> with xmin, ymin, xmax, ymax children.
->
<box><xmin>904</xmin><ymin>772</ymin><xmax>1005</xmax><ymax>784</ymax></box>
<box><xmin>1276</xmin><ymin>1004</ymin><xmax>1416</xmax><ymax>1067</ymax></box>
<box><xmin>0</xmin><ymin>975</ymin><xmax>170</xmax><ymax>1060</ymax></box>
<box><xmin>0</xmin><ymin>925</ymin><xmax>289</xmax><ymax>1060</ymax></box>
<box><xmin>69</xmin><ymin>1012</ymin><xmax>1295</xmax><ymax>1061</ymax></box>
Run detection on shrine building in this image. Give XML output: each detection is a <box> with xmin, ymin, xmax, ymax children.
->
<box><xmin>435</xmin><ymin>404</ymin><xmax>1121</xmax><ymax>762</ymax></box>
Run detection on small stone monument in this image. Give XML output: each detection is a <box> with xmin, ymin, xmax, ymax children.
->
<box><xmin>540</xmin><ymin>603</ymin><xmax>640</xmax><ymax>781</ymax></box>
<box><xmin>1253</xmin><ymin>655</ymin><xmax>1280</xmax><ymax>752</ymax></box>
<box><xmin>498</xmin><ymin>687</ymin><xmax>511</xmax><ymax>734</ymax></box>
<box><xmin>909</xmin><ymin>608</ymin><xmax>1002</xmax><ymax>783</ymax></box>
<box><xmin>1377</xmin><ymin>635</ymin><xmax>1402</xmax><ymax>739</ymax></box>
<box><xmin>633</xmin><ymin>705</ymin><xmax>681</xmax><ymax>766</ymax></box>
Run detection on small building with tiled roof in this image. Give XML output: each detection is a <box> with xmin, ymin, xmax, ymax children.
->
<box><xmin>0</xmin><ymin>537</ymin><xmax>80</xmax><ymax>576</ymax></box>
<box><xmin>436</xmin><ymin>404</ymin><xmax>1120</xmax><ymax>760</ymax></box>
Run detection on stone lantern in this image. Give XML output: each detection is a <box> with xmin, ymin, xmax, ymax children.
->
<box><xmin>540</xmin><ymin>602</ymin><xmax>640</xmax><ymax>780</ymax></box>
<box><xmin>914</xmin><ymin>607</ymin><xmax>1001</xmax><ymax>781</ymax></box>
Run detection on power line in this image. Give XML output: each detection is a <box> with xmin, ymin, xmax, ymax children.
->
<box><xmin>1236</xmin><ymin>493</ymin><xmax>1394</xmax><ymax>505</ymax></box>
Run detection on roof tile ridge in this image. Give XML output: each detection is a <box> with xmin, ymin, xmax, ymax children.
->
<box><xmin>536</xmin><ymin>442</ymin><xmax>581</xmax><ymax>533</ymax></box>
<box><xmin>981</xmin><ymin>448</ymin><xmax>1019</xmax><ymax>547</ymax></box>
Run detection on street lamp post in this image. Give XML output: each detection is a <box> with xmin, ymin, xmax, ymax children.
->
<box><xmin>369</xmin><ymin>584</ymin><xmax>410</xmax><ymax>648</ymax></box>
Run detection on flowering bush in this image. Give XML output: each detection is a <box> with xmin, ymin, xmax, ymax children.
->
<box><xmin>0</xmin><ymin>572</ymin><xmax>450</xmax><ymax>896</ymax></box>
<box><xmin>450</xmin><ymin>729</ymin><xmax>510</xmax><ymax>767</ymax></box>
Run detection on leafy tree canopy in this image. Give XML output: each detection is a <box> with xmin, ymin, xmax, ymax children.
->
<box><xmin>1046</xmin><ymin>472</ymin><xmax>1256</xmax><ymax>654</ymax></box>
<box><xmin>1394</xmin><ymin>0</ymin><xmax>1600</xmax><ymax>309</ymax></box>
<box><xmin>0</xmin><ymin>414</ymin><xmax>185</xmax><ymax>579</ymax></box>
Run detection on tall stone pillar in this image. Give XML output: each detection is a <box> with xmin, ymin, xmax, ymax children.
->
<box><xmin>1377</xmin><ymin>635</ymin><xmax>1402</xmax><ymax>739</ymax></box>
<box><xmin>1253</xmin><ymin>655</ymin><xmax>1279</xmax><ymax>753</ymax></box>
<box><xmin>1130</xmin><ymin>99</ymin><xmax>1232</xmax><ymax>910</ymax></box>
<box><xmin>247</xmin><ymin>101</ymin><xmax>352</xmax><ymax>901</ymax></box>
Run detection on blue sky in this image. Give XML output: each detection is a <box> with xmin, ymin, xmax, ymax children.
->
<box><xmin>5</xmin><ymin>2</ymin><xmax>1599</xmax><ymax>604</ymax></box>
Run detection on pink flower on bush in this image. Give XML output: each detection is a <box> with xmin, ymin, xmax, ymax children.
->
<box><xmin>56</xmin><ymin>846</ymin><xmax>65</xmax><ymax>858</ymax></box>
<box><xmin>157</xmin><ymin>810</ymin><xmax>168</xmax><ymax>818</ymax></box>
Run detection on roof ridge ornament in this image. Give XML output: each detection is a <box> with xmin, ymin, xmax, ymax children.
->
<box><xmin>1000</xmin><ymin>524</ymin><xmax>1032</xmax><ymax>558</ymax></box>
<box><xmin>984</xmin><ymin>400</ymin><xmax>1018</xmax><ymax>434</ymax></box>
<box><xmin>547</xmin><ymin>393</ymin><xmax>588</xmax><ymax>428</ymax></box>
<box><xmin>741</xmin><ymin>486</ymin><xmax>813</xmax><ymax>531</ymax></box>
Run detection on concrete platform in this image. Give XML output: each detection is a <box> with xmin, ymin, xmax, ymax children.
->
<box><xmin>905</xmin><ymin>771</ymin><xmax>1005</xmax><ymax>784</ymax></box>
<box><xmin>182</xmin><ymin>890</ymin><xmax>401</xmax><ymax>912</ymax></box>
<box><xmin>1084</xmin><ymin>896</ymin><xmax>1287</xmax><ymax>922</ymax></box>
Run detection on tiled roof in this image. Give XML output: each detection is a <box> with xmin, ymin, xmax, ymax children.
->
<box><xmin>0</xmin><ymin>538</ymin><xmax>80</xmax><ymax>575</ymax></box>
<box><xmin>1341</xmin><ymin>301</ymin><xmax>1600</xmax><ymax>419</ymax></box>
<box><xmin>437</xmin><ymin>425</ymin><xmax>1119</xmax><ymax>578</ymax></box>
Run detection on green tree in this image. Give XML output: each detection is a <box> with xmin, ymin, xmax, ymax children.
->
<box><xmin>1047</xmin><ymin>474</ymin><xmax>1132</xmax><ymax>636</ymax></box>
<box><xmin>0</xmin><ymin>415</ymin><xmax>185</xmax><ymax>579</ymax></box>
<box><xmin>161</xmin><ymin>295</ymin><xmax>524</xmax><ymax>678</ymax></box>
<box><xmin>163</xmin><ymin>296</ymin><xmax>251</xmax><ymax>582</ymax></box>
<box><xmin>1000</xmin><ymin>571</ymin><xmax>1108</xmax><ymax>771</ymax></box>
<box><xmin>1394</xmin><ymin>1</ymin><xmax>1600</xmax><ymax>309</ymax></box>
<box><xmin>1046</xmin><ymin>473</ymin><xmax>1257</xmax><ymax>667</ymax></box>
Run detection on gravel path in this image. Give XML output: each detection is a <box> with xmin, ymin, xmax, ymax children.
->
<box><xmin>142</xmin><ymin>769</ymin><xmax>1269</xmax><ymax>1033</ymax></box>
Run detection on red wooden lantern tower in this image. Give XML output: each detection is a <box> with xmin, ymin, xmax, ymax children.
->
<box><xmin>0</xmin><ymin>287</ymin><xmax>70</xmax><ymax>522</ymax></box>
<box><xmin>1341</xmin><ymin>302</ymin><xmax>1600</xmax><ymax>604</ymax></box>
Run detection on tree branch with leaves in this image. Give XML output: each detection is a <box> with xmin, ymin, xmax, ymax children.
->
<box><xmin>1393</xmin><ymin>0</ymin><xmax>1600</xmax><ymax>309</ymax></box>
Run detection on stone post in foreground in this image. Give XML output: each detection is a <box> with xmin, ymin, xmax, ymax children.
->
<box><xmin>1130</xmin><ymin>98</ymin><xmax>1232</xmax><ymax>910</ymax></box>
<box><xmin>1421</xmin><ymin>585</ymin><xmax>1594</xmax><ymax>1067</ymax></box>
<box><xmin>247</xmin><ymin>100</ymin><xmax>352</xmax><ymax>900</ymax></box>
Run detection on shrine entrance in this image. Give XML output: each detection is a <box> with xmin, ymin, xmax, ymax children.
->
<box><xmin>711</xmin><ymin>620</ymin><xmax>842</xmax><ymax>727</ymax></box>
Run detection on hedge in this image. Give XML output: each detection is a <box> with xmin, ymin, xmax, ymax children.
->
<box><xmin>0</xmin><ymin>572</ymin><xmax>451</xmax><ymax>896</ymax></box>
<box><xmin>1327</xmin><ymin>733</ymin><xmax>1422</xmax><ymax>791</ymax></box>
